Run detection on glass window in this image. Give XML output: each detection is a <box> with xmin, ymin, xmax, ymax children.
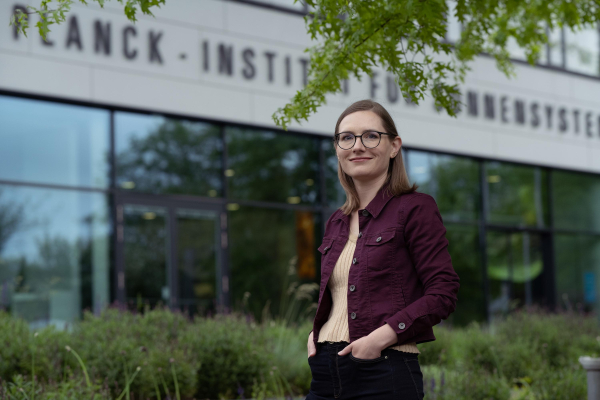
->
<box><xmin>247</xmin><ymin>0</ymin><xmax>307</xmax><ymax>12</ymax></box>
<box><xmin>486</xmin><ymin>230</ymin><xmax>544</xmax><ymax>320</ymax></box>
<box><xmin>485</xmin><ymin>162</ymin><xmax>549</xmax><ymax>227</ymax></box>
<box><xmin>555</xmin><ymin>234</ymin><xmax>600</xmax><ymax>312</ymax></box>
<box><xmin>0</xmin><ymin>95</ymin><xmax>110</xmax><ymax>188</ymax></box>
<box><xmin>115</xmin><ymin>112</ymin><xmax>223</xmax><ymax>197</ymax></box>
<box><xmin>540</xmin><ymin>26</ymin><xmax>564</xmax><ymax>67</ymax></box>
<box><xmin>553</xmin><ymin>171</ymin><xmax>600</xmax><ymax>233</ymax></box>
<box><xmin>407</xmin><ymin>150</ymin><xmax>480</xmax><ymax>222</ymax></box>
<box><xmin>228</xmin><ymin>206</ymin><xmax>320</xmax><ymax>321</ymax></box>
<box><xmin>177</xmin><ymin>208</ymin><xmax>219</xmax><ymax>316</ymax></box>
<box><xmin>445</xmin><ymin>224</ymin><xmax>485</xmax><ymax>325</ymax></box>
<box><xmin>123</xmin><ymin>204</ymin><xmax>169</xmax><ymax>308</ymax></box>
<box><xmin>226</xmin><ymin>127</ymin><xmax>320</xmax><ymax>204</ymax></box>
<box><xmin>323</xmin><ymin>138</ymin><xmax>346</xmax><ymax>209</ymax></box>
<box><xmin>444</xmin><ymin>0</ymin><xmax>462</xmax><ymax>43</ymax></box>
<box><xmin>565</xmin><ymin>24</ymin><xmax>600</xmax><ymax>76</ymax></box>
<box><xmin>0</xmin><ymin>185</ymin><xmax>109</xmax><ymax>328</ymax></box>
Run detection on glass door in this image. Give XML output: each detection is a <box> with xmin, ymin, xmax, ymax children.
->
<box><xmin>122</xmin><ymin>204</ymin><xmax>170</xmax><ymax>309</ymax></box>
<box><xmin>176</xmin><ymin>208</ymin><xmax>220</xmax><ymax>315</ymax></box>
<box><xmin>115</xmin><ymin>194</ymin><xmax>223</xmax><ymax>315</ymax></box>
<box><xmin>486</xmin><ymin>230</ymin><xmax>546</xmax><ymax>320</ymax></box>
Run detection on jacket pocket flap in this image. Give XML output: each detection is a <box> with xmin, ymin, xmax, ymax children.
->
<box><xmin>366</xmin><ymin>229</ymin><xmax>396</xmax><ymax>246</ymax></box>
<box><xmin>318</xmin><ymin>238</ymin><xmax>334</xmax><ymax>254</ymax></box>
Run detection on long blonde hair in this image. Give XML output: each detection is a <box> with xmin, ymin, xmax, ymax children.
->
<box><xmin>335</xmin><ymin>99</ymin><xmax>418</xmax><ymax>215</ymax></box>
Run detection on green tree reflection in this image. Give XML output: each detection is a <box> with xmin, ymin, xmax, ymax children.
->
<box><xmin>116</xmin><ymin>119</ymin><xmax>222</xmax><ymax>197</ymax></box>
<box><xmin>226</xmin><ymin>128</ymin><xmax>320</xmax><ymax>204</ymax></box>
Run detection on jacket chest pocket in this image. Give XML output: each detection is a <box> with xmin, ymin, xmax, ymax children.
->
<box><xmin>365</xmin><ymin>228</ymin><xmax>397</xmax><ymax>270</ymax></box>
<box><xmin>318</xmin><ymin>237</ymin><xmax>335</xmax><ymax>271</ymax></box>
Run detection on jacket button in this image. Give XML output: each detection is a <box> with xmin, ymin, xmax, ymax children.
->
<box><xmin>358</xmin><ymin>232</ymin><xmax>362</xmax><ymax>238</ymax></box>
<box><xmin>351</xmin><ymin>312</ymin><xmax>356</xmax><ymax>319</ymax></box>
<box><xmin>349</xmin><ymin>285</ymin><xmax>355</xmax><ymax>291</ymax></box>
<box><xmin>352</xmin><ymin>258</ymin><xmax>357</xmax><ymax>264</ymax></box>
<box><xmin>398</xmin><ymin>322</ymin><xmax>406</xmax><ymax>330</ymax></box>
<box><xmin>324</xmin><ymin>246</ymin><xmax>329</xmax><ymax>252</ymax></box>
<box><xmin>376</xmin><ymin>237</ymin><xmax>382</xmax><ymax>242</ymax></box>
<box><xmin>362</xmin><ymin>210</ymin><xmax>369</xmax><ymax>216</ymax></box>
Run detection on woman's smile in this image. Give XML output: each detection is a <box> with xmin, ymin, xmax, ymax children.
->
<box><xmin>349</xmin><ymin>157</ymin><xmax>372</xmax><ymax>162</ymax></box>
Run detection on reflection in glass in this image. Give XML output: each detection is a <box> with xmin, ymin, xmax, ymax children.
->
<box><xmin>0</xmin><ymin>185</ymin><xmax>109</xmax><ymax>328</ymax></box>
<box><xmin>115</xmin><ymin>112</ymin><xmax>222</xmax><ymax>197</ymax></box>
<box><xmin>565</xmin><ymin>25</ymin><xmax>600</xmax><ymax>76</ymax></box>
<box><xmin>486</xmin><ymin>231</ymin><xmax>544</xmax><ymax>320</ymax></box>
<box><xmin>226</xmin><ymin>128</ymin><xmax>320</xmax><ymax>204</ymax></box>
<box><xmin>553</xmin><ymin>171</ymin><xmax>600</xmax><ymax>233</ymax></box>
<box><xmin>228</xmin><ymin>206</ymin><xmax>319</xmax><ymax>322</ymax></box>
<box><xmin>486</xmin><ymin>162</ymin><xmax>548</xmax><ymax>227</ymax></box>
<box><xmin>555</xmin><ymin>234</ymin><xmax>600</xmax><ymax>312</ymax></box>
<box><xmin>323</xmin><ymin>139</ymin><xmax>346</xmax><ymax>209</ymax></box>
<box><xmin>123</xmin><ymin>205</ymin><xmax>169</xmax><ymax>308</ymax></box>
<box><xmin>541</xmin><ymin>27</ymin><xmax>564</xmax><ymax>67</ymax></box>
<box><xmin>177</xmin><ymin>209</ymin><xmax>219</xmax><ymax>316</ymax></box>
<box><xmin>445</xmin><ymin>224</ymin><xmax>485</xmax><ymax>325</ymax></box>
<box><xmin>0</xmin><ymin>95</ymin><xmax>110</xmax><ymax>188</ymax></box>
<box><xmin>407</xmin><ymin>150</ymin><xmax>479</xmax><ymax>222</ymax></box>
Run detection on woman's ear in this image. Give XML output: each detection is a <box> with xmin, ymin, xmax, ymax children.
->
<box><xmin>391</xmin><ymin>136</ymin><xmax>402</xmax><ymax>157</ymax></box>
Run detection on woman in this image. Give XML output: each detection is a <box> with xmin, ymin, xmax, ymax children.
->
<box><xmin>305</xmin><ymin>100</ymin><xmax>460</xmax><ymax>400</ymax></box>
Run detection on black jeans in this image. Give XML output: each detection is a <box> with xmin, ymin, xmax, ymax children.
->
<box><xmin>306</xmin><ymin>341</ymin><xmax>424</xmax><ymax>400</ymax></box>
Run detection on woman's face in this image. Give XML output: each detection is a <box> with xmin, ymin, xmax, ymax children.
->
<box><xmin>335</xmin><ymin>110</ymin><xmax>402</xmax><ymax>183</ymax></box>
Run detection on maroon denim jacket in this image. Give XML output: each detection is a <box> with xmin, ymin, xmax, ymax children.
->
<box><xmin>311</xmin><ymin>186</ymin><xmax>460</xmax><ymax>348</ymax></box>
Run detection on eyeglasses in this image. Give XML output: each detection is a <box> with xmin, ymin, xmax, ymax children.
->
<box><xmin>334</xmin><ymin>130</ymin><xmax>395</xmax><ymax>150</ymax></box>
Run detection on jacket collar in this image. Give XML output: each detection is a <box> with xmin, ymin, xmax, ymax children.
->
<box><xmin>333</xmin><ymin>184</ymin><xmax>395</xmax><ymax>222</ymax></box>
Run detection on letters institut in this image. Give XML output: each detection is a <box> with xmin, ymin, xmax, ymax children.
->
<box><xmin>0</xmin><ymin>0</ymin><xmax>599</xmax><ymax>328</ymax></box>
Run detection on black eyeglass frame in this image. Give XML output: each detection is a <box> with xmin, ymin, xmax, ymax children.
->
<box><xmin>333</xmin><ymin>130</ymin><xmax>396</xmax><ymax>150</ymax></box>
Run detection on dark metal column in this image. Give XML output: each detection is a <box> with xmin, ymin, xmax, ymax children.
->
<box><xmin>168</xmin><ymin>206</ymin><xmax>178</xmax><ymax>310</ymax></box>
<box><xmin>542</xmin><ymin>168</ymin><xmax>557</xmax><ymax>311</ymax></box>
<box><xmin>220</xmin><ymin>124</ymin><xmax>231</xmax><ymax>312</ymax></box>
<box><xmin>478</xmin><ymin>159</ymin><xmax>491</xmax><ymax>323</ymax></box>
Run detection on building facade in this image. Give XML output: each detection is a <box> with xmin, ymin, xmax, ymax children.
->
<box><xmin>0</xmin><ymin>0</ymin><xmax>599</xmax><ymax>328</ymax></box>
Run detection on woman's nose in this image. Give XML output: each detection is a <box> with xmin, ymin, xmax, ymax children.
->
<box><xmin>353</xmin><ymin>137</ymin><xmax>367</xmax><ymax>151</ymax></box>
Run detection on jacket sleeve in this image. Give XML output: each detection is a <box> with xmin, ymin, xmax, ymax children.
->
<box><xmin>382</xmin><ymin>193</ymin><xmax>460</xmax><ymax>345</ymax></box>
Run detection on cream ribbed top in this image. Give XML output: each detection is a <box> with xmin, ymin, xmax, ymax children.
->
<box><xmin>317</xmin><ymin>231</ymin><xmax>420</xmax><ymax>354</ymax></box>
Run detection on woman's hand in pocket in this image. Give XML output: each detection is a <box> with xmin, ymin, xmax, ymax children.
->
<box><xmin>337</xmin><ymin>335</ymin><xmax>383</xmax><ymax>360</ymax></box>
<box><xmin>307</xmin><ymin>330</ymin><xmax>316</xmax><ymax>358</ymax></box>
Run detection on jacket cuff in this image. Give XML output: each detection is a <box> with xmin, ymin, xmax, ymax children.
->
<box><xmin>383</xmin><ymin>310</ymin><xmax>414</xmax><ymax>344</ymax></box>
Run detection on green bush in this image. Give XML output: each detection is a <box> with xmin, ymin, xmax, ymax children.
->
<box><xmin>181</xmin><ymin>314</ymin><xmax>275</xmax><ymax>399</ymax></box>
<box><xmin>422</xmin><ymin>365</ymin><xmax>512</xmax><ymax>400</ymax></box>
<box><xmin>0</xmin><ymin>308</ymin><xmax>598</xmax><ymax>399</ymax></box>
<box><xmin>418</xmin><ymin>310</ymin><xmax>599</xmax><ymax>400</ymax></box>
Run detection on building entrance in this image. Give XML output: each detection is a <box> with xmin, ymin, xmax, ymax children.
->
<box><xmin>114</xmin><ymin>193</ymin><xmax>226</xmax><ymax>316</ymax></box>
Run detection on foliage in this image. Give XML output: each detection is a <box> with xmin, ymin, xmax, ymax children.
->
<box><xmin>420</xmin><ymin>309</ymin><xmax>596</xmax><ymax>400</ymax></box>
<box><xmin>9</xmin><ymin>1</ymin><xmax>165</xmax><ymax>42</ymax></box>
<box><xmin>0</xmin><ymin>307</ymin><xmax>597</xmax><ymax>399</ymax></box>
<box><xmin>9</xmin><ymin>1</ymin><xmax>600</xmax><ymax>130</ymax></box>
<box><xmin>274</xmin><ymin>0</ymin><xmax>600</xmax><ymax>129</ymax></box>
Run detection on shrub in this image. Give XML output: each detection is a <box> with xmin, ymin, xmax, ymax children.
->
<box><xmin>181</xmin><ymin>313</ymin><xmax>274</xmax><ymax>399</ymax></box>
<box><xmin>0</xmin><ymin>307</ymin><xmax>597</xmax><ymax>399</ymax></box>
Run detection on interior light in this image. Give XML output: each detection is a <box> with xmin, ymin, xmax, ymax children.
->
<box><xmin>142</xmin><ymin>212</ymin><xmax>156</xmax><ymax>220</ymax></box>
<box><xmin>121</xmin><ymin>181</ymin><xmax>135</xmax><ymax>189</ymax></box>
<box><xmin>287</xmin><ymin>196</ymin><xmax>301</xmax><ymax>204</ymax></box>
